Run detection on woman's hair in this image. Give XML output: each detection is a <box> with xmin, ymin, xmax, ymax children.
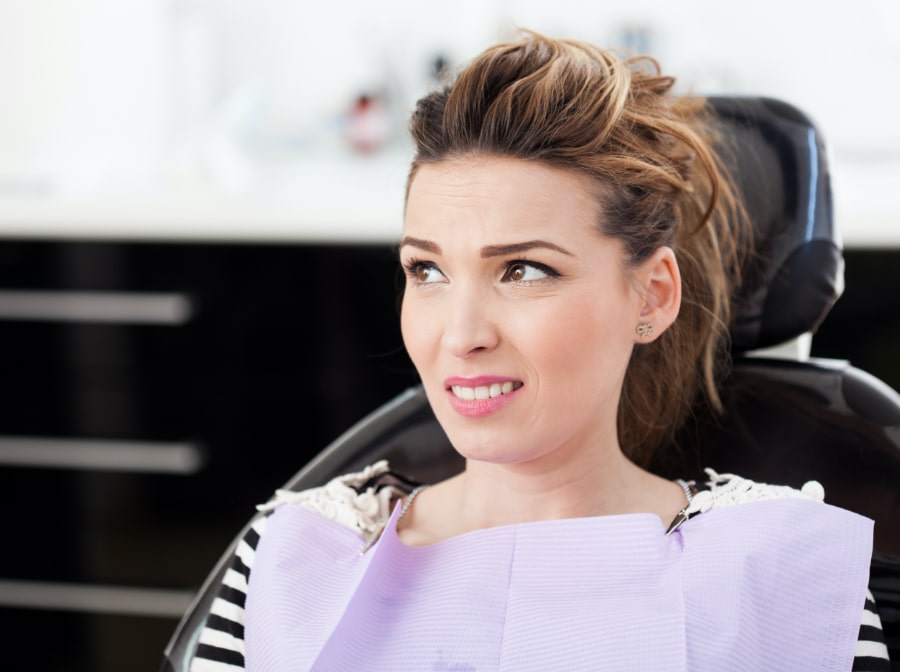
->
<box><xmin>406</xmin><ymin>32</ymin><xmax>750</xmax><ymax>467</ymax></box>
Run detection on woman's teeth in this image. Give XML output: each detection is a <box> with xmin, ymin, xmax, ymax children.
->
<box><xmin>450</xmin><ymin>381</ymin><xmax>521</xmax><ymax>400</ymax></box>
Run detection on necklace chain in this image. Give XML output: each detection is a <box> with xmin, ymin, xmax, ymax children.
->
<box><xmin>398</xmin><ymin>484</ymin><xmax>430</xmax><ymax>521</ymax></box>
<box><xmin>675</xmin><ymin>478</ymin><xmax>694</xmax><ymax>505</ymax></box>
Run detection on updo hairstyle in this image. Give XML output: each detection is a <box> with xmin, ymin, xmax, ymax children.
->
<box><xmin>406</xmin><ymin>32</ymin><xmax>750</xmax><ymax>467</ymax></box>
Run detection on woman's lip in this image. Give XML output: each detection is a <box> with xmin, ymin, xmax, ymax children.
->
<box><xmin>443</xmin><ymin>378</ymin><xmax>524</xmax><ymax>418</ymax></box>
<box><xmin>444</xmin><ymin>375</ymin><xmax>521</xmax><ymax>388</ymax></box>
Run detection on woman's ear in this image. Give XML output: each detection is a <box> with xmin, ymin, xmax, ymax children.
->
<box><xmin>634</xmin><ymin>246</ymin><xmax>681</xmax><ymax>343</ymax></box>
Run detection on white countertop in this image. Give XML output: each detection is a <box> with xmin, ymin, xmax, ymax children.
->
<box><xmin>0</xmin><ymin>149</ymin><xmax>411</xmax><ymax>245</ymax></box>
<box><xmin>0</xmin><ymin>151</ymin><xmax>895</xmax><ymax>248</ymax></box>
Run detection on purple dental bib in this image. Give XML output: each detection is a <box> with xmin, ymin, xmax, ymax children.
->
<box><xmin>245</xmin><ymin>498</ymin><xmax>872</xmax><ymax>671</ymax></box>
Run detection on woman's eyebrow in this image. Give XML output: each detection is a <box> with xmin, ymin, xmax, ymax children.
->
<box><xmin>481</xmin><ymin>240</ymin><xmax>574</xmax><ymax>258</ymax></box>
<box><xmin>399</xmin><ymin>238</ymin><xmax>574</xmax><ymax>258</ymax></box>
<box><xmin>399</xmin><ymin>236</ymin><xmax>442</xmax><ymax>254</ymax></box>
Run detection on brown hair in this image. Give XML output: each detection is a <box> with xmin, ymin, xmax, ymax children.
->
<box><xmin>406</xmin><ymin>32</ymin><xmax>750</xmax><ymax>467</ymax></box>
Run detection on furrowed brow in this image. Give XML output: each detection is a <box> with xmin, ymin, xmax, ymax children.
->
<box><xmin>399</xmin><ymin>237</ymin><xmax>442</xmax><ymax>254</ymax></box>
<box><xmin>481</xmin><ymin>240</ymin><xmax>575</xmax><ymax>258</ymax></box>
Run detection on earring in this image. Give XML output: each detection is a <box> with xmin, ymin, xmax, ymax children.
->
<box><xmin>636</xmin><ymin>323</ymin><xmax>654</xmax><ymax>339</ymax></box>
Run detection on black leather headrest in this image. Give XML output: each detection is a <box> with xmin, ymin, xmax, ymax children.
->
<box><xmin>708</xmin><ymin>97</ymin><xmax>842</xmax><ymax>353</ymax></box>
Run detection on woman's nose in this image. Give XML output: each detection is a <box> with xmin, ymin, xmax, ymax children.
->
<box><xmin>440</xmin><ymin>291</ymin><xmax>499</xmax><ymax>358</ymax></box>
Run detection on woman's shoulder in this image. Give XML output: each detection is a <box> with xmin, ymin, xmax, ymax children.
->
<box><xmin>255</xmin><ymin>460</ymin><xmax>407</xmax><ymax>538</ymax></box>
<box><xmin>689</xmin><ymin>468</ymin><xmax>826</xmax><ymax>511</ymax></box>
<box><xmin>666</xmin><ymin>468</ymin><xmax>832</xmax><ymax>535</ymax></box>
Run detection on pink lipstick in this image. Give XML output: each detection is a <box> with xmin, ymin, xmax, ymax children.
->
<box><xmin>443</xmin><ymin>376</ymin><xmax>524</xmax><ymax>418</ymax></box>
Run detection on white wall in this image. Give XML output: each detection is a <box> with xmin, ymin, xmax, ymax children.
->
<box><xmin>0</xmin><ymin>0</ymin><xmax>168</xmax><ymax>192</ymax></box>
<box><xmin>0</xmin><ymin>0</ymin><xmax>897</xmax><ymax>243</ymax></box>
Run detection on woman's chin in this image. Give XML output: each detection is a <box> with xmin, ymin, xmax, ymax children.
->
<box><xmin>447</xmin><ymin>434</ymin><xmax>541</xmax><ymax>467</ymax></box>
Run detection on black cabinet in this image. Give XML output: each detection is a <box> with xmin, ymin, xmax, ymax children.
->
<box><xmin>0</xmin><ymin>241</ymin><xmax>417</xmax><ymax>671</ymax></box>
<box><xmin>0</xmin><ymin>241</ymin><xmax>897</xmax><ymax>671</ymax></box>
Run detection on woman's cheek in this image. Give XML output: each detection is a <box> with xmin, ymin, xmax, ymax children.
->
<box><xmin>401</xmin><ymin>296</ymin><xmax>435</xmax><ymax>364</ymax></box>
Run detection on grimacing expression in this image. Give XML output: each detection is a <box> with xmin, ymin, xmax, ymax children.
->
<box><xmin>400</xmin><ymin>157</ymin><xmax>666</xmax><ymax>470</ymax></box>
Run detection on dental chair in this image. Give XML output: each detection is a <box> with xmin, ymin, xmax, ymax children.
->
<box><xmin>161</xmin><ymin>96</ymin><xmax>900</xmax><ymax>670</ymax></box>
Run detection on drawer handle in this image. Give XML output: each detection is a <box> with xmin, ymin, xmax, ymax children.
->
<box><xmin>0</xmin><ymin>437</ymin><xmax>204</xmax><ymax>474</ymax></box>
<box><xmin>0</xmin><ymin>290</ymin><xmax>192</xmax><ymax>324</ymax></box>
<box><xmin>0</xmin><ymin>579</ymin><xmax>193</xmax><ymax>618</ymax></box>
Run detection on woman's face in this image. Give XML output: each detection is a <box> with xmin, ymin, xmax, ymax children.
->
<box><xmin>400</xmin><ymin>157</ymin><xmax>650</xmax><ymax>470</ymax></box>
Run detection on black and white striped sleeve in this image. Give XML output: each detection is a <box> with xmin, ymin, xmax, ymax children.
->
<box><xmin>189</xmin><ymin>514</ymin><xmax>268</xmax><ymax>671</ymax></box>
<box><xmin>852</xmin><ymin>588</ymin><xmax>891</xmax><ymax>670</ymax></box>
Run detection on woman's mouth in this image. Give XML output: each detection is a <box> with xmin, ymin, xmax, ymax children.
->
<box><xmin>443</xmin><ymin>378</ymin><xmax>524</xmax><ymax>417</ymax></box>
<box><xmin>449</xmin><ymin>381</ymin><xmax>523</xmax><ymax>400</ymax></box>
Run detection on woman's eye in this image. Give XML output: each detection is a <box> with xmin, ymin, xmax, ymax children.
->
<box><xmin>406</xmin><ymin>261</ymin><xmax>446</xmax><ymax>284</ymax></box>
<box><xmin>502</xmin><ymin>262</ymin><xmax>553</xmax><ymax>283</ymax></box>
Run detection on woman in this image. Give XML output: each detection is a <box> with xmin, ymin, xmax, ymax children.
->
<box><xmin>192</xmin><ymin>33</ymin><xmax>889</xmax><ymax>670</ymax></box>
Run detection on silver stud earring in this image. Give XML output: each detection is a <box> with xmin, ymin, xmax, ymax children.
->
<box><xmin>636</xmin><ymin>323</ymin><xmax>654</xmax><ymax>339</ymax></box>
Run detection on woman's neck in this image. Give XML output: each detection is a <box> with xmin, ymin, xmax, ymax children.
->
<box><xmin>398</xmin><ymin>449</ymin><xmax>686</xmax><ymax>547</ymax></box>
